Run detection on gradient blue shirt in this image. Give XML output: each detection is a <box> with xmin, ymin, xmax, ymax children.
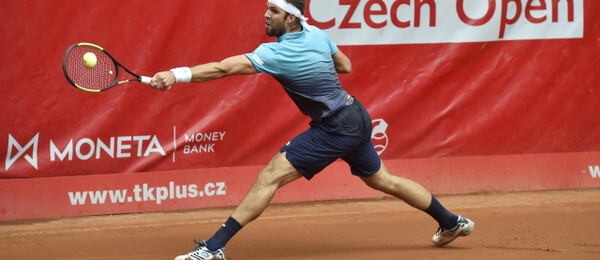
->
<box><xmin>245</xmin><ymin>26</ymin><xmax>348</xmax><ymax>122</ymax></box>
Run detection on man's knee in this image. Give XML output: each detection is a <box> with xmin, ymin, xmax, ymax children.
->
<box><xmin>256</xmin><ymin>152</ymin><xmax>302</xmax><ymax>188</ymax></box>
<box><xmin>361</xmin><ymin>164</ymin><xmax>391</xmax><ymax>190</ymax></box>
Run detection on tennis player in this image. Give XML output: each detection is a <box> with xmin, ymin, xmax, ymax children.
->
<box><xmin>151</xmin><ymin>0</ymin><xmax>474</xmax><ymax>259</ymax></box>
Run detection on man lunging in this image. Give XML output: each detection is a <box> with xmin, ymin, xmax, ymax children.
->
<box><xmin>150</xmin><ymin>1</ymin><xmax>474</xmax><ymax>259</ymax></box>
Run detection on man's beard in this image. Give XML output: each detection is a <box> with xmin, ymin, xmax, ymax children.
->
<box><xmin>266</xmin><ymin>22</ymin><xmax>286</xmax><ymax>37</ymax></box>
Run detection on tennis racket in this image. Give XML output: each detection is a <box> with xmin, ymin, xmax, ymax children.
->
<box><xmin>63</xmin><ymin>42</ymin><xmax>152</xmax><ymax>92</ymax></box>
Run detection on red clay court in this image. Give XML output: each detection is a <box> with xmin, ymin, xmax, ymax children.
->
<box><xmin>2</xmin><ymin>188</ymin><xmax>599</xmax><ymax>260</ymax></box>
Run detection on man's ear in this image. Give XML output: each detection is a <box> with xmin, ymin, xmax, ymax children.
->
<box><xmin>287</xmin><ymin>14</ymin><xmax>297</xmax><ymax>24</ymax></box>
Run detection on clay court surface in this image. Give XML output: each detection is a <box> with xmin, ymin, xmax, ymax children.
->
<box><xmin>1</xmin><ymin>188</ymin><xmax>599</xmax><ymax>259</ymax></box>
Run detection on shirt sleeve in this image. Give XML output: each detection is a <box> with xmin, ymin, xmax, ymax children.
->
<box><xmin>326</xmin><ymin>35</ymin><xmax>337</xmax><ymax>56</ymax></box>
<box><xmin>245</xmin><ymin>43</ymin><xmax>280</xmax><ymax>75</ymax></box>
<box><xmin>320</xmin><ymin>29</ymin><xmax>338</xmax><ymax>56</ymax></box>
<box><xmin>308</xmin><ymin>25</ymin><xmax>338</xmax><ymax>56</ymax></box>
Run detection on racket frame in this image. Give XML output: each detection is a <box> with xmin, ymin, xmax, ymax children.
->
<box><xmin>63</xmin><ymin>42</ymin><xmax>151</xmax><ymax>92</ymax></box>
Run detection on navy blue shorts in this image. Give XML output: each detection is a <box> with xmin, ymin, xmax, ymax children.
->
<box><xmin>280</xmin><ymin>97</ymin><xmax>381</xmax><ymax>180</ymax></box>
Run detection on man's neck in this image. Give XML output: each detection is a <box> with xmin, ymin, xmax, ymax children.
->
<box><xmin>286</xmin><ymin>25</ymin><xmax>303</xmax><ymax>34</ymax></box>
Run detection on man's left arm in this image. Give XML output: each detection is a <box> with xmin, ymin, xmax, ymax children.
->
<box><xmin>332</xmin><ymin>48</ymin><xmax>352</xmax><ymax>74</ymax></box>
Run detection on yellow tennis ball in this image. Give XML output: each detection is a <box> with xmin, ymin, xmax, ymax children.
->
<box><xmin>83</xmin><ymin>52</ymin><xmax>97</xmax><ymax>68</ymax></box>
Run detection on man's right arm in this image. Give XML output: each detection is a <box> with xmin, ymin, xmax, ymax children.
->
<box><xmin>190</xmin><ymin>55</ymin><xmax>258</xmax><ymax>82</ymax></box>
<box><xmin>151</xmin><ymin>55</ymin><xmax>258</xmax><ymax>90</ymax></box>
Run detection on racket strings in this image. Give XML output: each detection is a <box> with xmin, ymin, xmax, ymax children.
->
<box><xmin>65</xmin><ymin>46</ymin><xmax>117</xmax><ymax>91</ymax></box>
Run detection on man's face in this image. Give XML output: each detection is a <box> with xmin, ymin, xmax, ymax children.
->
<box><xmin>265</xmin><ymin>2</ymin><xmax>288</xmax><ymax>37</ymax></box>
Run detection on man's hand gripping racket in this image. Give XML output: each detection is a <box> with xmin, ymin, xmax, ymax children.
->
<box><xmin>63</xmin><ymin>42</ymin><xmax>168</xmax><ymax>92</ymax></box>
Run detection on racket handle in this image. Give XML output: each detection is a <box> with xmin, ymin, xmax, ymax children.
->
<box><xmin>140</xmin><ymin>76</ymin><xmax>152</xmax><ymax>85</ymax></box>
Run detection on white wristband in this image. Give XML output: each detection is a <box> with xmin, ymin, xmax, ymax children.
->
<box><xmin>170</xmin><ymin>67</ymin><xmax>192</xmax><ymax>83</ymax></box>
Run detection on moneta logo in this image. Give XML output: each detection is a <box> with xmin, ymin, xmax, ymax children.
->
<box><xmin>5</xmin><ymin>133</ymin><xmax>39</xmax><ymax>170</ymax></box>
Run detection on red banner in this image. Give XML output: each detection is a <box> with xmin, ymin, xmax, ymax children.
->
<box><xmin>1</xmin><ymin>152</ymin><xmax>599</xmax><ymax>221</ymax></box>
<box><xmin>1</xmin><ymin>0</ymin><xmax>599</xmax><ymax>220</ymax></box>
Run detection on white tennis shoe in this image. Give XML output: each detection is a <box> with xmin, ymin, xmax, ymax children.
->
<box><xmin>432</xmin><ymin>215</ymin><xmax>474</xmax><ymax>246</ymax></box>
<box><xmin>174</xmin><ymin>240</ymin><xmax>226</xmax><ymax>260</ymax></box>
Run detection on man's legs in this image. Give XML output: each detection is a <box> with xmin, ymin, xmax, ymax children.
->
<box><xmin>230</xmin><ymin>151</ymin><xmax>303</xmax><ymax>225</ymax></box>
<box><xmin>361</xmin><ymin>162</ymin><xmax>432</xmax><ymax>210</ymax></box>
<box><xmin>361</xmin><ymin>161</ymin><xmax>474</xmax><ymax>246</ymax></box>
<box><xmin>209</xmin><ymin>151</ymin><xmax>302</xmax><ymax>248</ymax></box>
<box><xmin>176</xmin><ymin>152</ymin><xmax>303</xmax><ymax>260</ymax></box>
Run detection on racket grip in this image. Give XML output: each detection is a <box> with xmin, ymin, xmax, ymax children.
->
<box><xmin>140</xmin><ymin>76</ymin><xmax>152</xmax><ymax>85</ymax></box>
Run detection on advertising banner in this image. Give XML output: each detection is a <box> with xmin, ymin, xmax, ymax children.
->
<box><xmin>1</xmin><ymin>0</ymin><xmax>598</xmax><ymax>220</ymax></box>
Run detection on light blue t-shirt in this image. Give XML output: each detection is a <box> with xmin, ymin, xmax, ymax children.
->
<box><xmin>245</xmin><ymin>26</ymin><xmax>348</xmax><ymax>122</ymax></box>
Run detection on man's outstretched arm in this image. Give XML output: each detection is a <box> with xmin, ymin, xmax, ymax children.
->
<box><xmin>151</xmin><ymin>55</ymin><xmax>258</xmax><ymax>90</ymax></box>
